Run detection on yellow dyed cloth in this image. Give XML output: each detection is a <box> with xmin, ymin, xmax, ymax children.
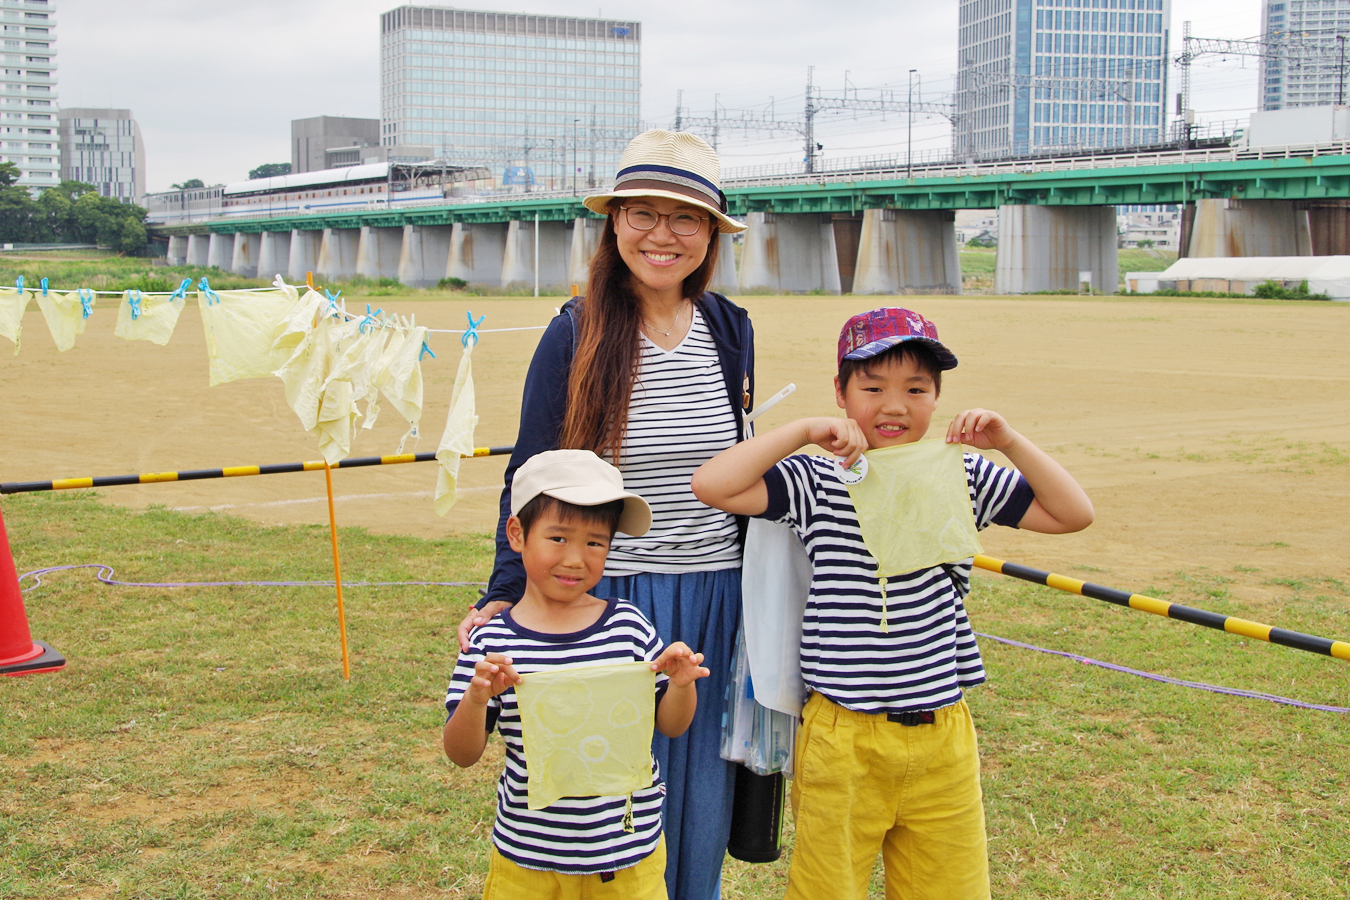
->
<box><xmin>433</xmin><ymin>341</ymin><xmax>477</xmax><ymax>516</ymax></box>
<box><xmin>198</xmin><ymin>289</ymin><xmax>296</xmax><ymax>386</ymax></box>
<box><xmin>373</xmin><ymin>322</ymin><xmax>427</xmax><ymax>449</ymax></box>
<box><xmin>515</xmin><ymin>661</ymin><xmax>656</xmax><ymax>811</ymax></box>
<box><xmin>113</xmin><ymin>290</ymin><xmax>185</xmax><ymax>346</ymax></box>
<box><xmin>273</xmin><ymin>313</ymin><xmax>367</xmax><ymax>465</ymax></box>
<box><xmin>0</xmin><ymin>286</ymin><xmax>30</xmax><ymax>355</ymax></box>
<box><xmin>845</xmin><ymin>441</ymin><xmax>983</xmax><ymax>578</ymax></box>
<box><xmin>35</xmin><ymin>290</ymin><xmax>94</xmax><ymax>352</ymax></box>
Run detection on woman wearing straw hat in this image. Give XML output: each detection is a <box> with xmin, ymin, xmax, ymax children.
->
<box><xmin>458</xmin><ymin>129</ymin><xmax>753</xmax><ymax>900</ymax></box>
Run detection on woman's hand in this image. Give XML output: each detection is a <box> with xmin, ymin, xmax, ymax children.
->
<box><xmin>457</xmin><ymin>601</ymin><xmax>512</xmax><ymax>652</ymax></box>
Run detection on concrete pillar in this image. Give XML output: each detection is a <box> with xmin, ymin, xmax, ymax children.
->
<box><xmin>166</xmin><ymin>235</ymin><xmax>188</xmax><ymax>266</ymax></box>
<box><xmin>316</xmin><ymin>228</ymin><xmax>360</xmax><ymax>280</ymax></box>
<box><xmin>398</xmin><ymin>224</ymin><xmax>454</xmax><ymax>288</ymax></box>
<box><xmin>853</xmin><ymin>209</ymin><xmax>962</xmax><ymax>295</ymax></box>
<box><xmin>356</xmin><ymin>226</ymin><xmax>403</xmax><ymax>281</ymax></box>
<box><xmin>994</xmin><ymin>205</ymin><xmax>1118</xmax><ymax>294</ymax></box>
<box><xmin>257</xmin><ymin>231</ymin><xmax>292</xmax><ymax>282</ymax></box>
<box><xmin>501</xmin><ymin>219</ymin><xmax>569</xmax><ymax>290</ymax></box>
<box><xmin>447</xmin><ymin>222</ymin><xmax>508</xmax><ymax>288</ymax></box>
<box><xmin>1187</xmin><ymin>198</ymin><xmax>1313</xmax><ymax>258</ymax></box>
<box><xmin>287</xmin><ymin>229</ymin><xmax>322</xmax><ymax>283</ymax></box>
<box><xmin>206</xmin><ymin>233</ymin><xmax>233</xmax><ymax>271</ymax></box>
<box><xmin>737</xmin><ymin>212</ymin><xmax>841</xmax><ymax>294</ymax></box>
<box><xmin>230</xmin><ymin>232</ymin><xmax>261</xmax><ymax>278</ymax></box>
<box><xmin>709</xmin><ymin>232</ymin><xmax>738</xmax><ymax>296</ymax></box>
<box><xmin>567</xmin><ymin>217</ymin><xmax>605</xmax><ymax>289</ymax></box>
<box><xmin>186</xmin><ymin>233</ymin><xmax>210</xmax><ymax>267</ymax></box>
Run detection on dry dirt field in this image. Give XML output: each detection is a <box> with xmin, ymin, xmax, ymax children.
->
<box><xmin>1</xmin><ymin>293</ymin><xmax>1348</xmax><ymax>597</ymax></box>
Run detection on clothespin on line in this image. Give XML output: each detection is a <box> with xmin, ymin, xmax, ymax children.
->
<box><xmin>461</xmin><ymin>310</ymin><xmax>485</xmax><ymax>349</ymax></box>
<box><xmin>76</xmin><ymin>288</ymin><xmax>95</xmax><ymax>319</ymax></box>
<box><xmin>198</xmin><ymin>276</ymin><xmax>220</xmax><ymax>306</ymax></box>
<box><xmin>39</xmin><ymin>277</ymin><xmax>47</xmax><ymax>296</ymax></box>
<box><xmin>169</xmin><ymin>278</ymin><xmax>192</xmax><ymax>303</ymax></box>
<box><xmin>126</xmin><ymin>289</ymin><xmax>144</xmax><ymax>320</ymax></box>
<box><xmin>306</xmin><ymin>271</ymin><xmax>317</xmax><ymax>292</ymax></box>
<box><xmin>15</xmin><ymin>275</ymin><xmax>23</xmax><ymax>294</ymax></box>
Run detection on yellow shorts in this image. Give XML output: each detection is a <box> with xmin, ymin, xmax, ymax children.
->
<box><xmin>481</xmin><ymin>837</ymin><xmax>667</xmax><ymax>900</ymax></box>
<box><xmin>786</xmin><ymin>693</ymin><xmax>989</xmax><ymax>900</ymax></box>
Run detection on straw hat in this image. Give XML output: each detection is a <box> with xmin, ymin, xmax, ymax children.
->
<box><xmin>584</xmin><ymin>129</ymin><xmax>746</xmax><ymax>234</ymax></box>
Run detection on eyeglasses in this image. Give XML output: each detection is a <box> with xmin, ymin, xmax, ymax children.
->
<box><xmin>619</xmin><ymin>206</ymin><xmax>706</xmax><ymax>236</ymax></box>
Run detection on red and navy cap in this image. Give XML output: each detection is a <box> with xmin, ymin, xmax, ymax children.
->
<box><xmin>837</xmin><ymin>307</ymin><xmax>959</xmax><ymax>370</ymax></box>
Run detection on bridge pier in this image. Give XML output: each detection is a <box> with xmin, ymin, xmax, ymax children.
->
<box><xmin>186</xmin><ymin>234</ymin><xmax>210</xmax><ymax>267</ymax></box>
<box><xmin>257</xmin><ymin>231</ymin><xmax>291</xmax><ymax>282</ymax></box>
<box><xmin>207</xmin><ymin>233</ymin><xmax>233</xmax><ymax>271</ymax></box>
<box><xmin>501</xmin><ymin>219</ymin><xmax>569</xmax><ymax>290</ymax></box>
<box><xmin>317</xmin><ymin>228</ymin><xmax>360</xmax><ymax>280</ymax></box>
<box><xmin>167</xmin><ymin>235</ymin><xmax>188</xmax><ymax>267</ymax></box>
<box><xmin>398</xmin><ymin>224</ymin><xmax>454</xmax><ymax>288</ymax></box>
<box><xmin>994</xmin><ymin>205</ymin><xmax>1117</xmax><ymax>294</ymax></box>
<box><xmin>738</xmin><ymin>212</ymin><xmax>841</xmax><ymax>294</ymax></box>
<box><xmin>568</xmin><ymin>217</ymin><xmax>604</xmax><ymax>289</ymax></box>
<box><xmin>230</xmin><ymin>233</ymin><xmax>261</xmax><ymax>278</ymax></box>
<box><xmin>1187</xmin><ymin>198</ymin><xmax>1312</xmax><ymax>257</ymax></box>
<box><xmin>710</xmin><ymin>233</ymin><xmax>738</xmax><ymax>295</ymax></box>
<box><xmin>447</xmin><ymin>222</ymin><xmax>507</xmax><ymax>288</ymax></box>
<box><xmin>356</xmin><ymin>226</ymin><xmax>403</xmax><ymax>281</ymax></box>
<box><xmin>288</xmin><ymin>229</ymin><xmax>321</xmax><ymax>283</ymax></box>
<box><xmin>852</xmin><ymin>209</ymin><xmax>962</xmax><ymax>295</ymax></box>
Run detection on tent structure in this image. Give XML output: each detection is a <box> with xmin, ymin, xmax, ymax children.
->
<box><xmin>1126</xmin><ymin>256</ymin><xmax>1350</xmax><ymax>299</ymax></box>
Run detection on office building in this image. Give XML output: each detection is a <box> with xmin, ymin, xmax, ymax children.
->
<box><xmin>1259</xmin><ymin>0</ymin><xmax>1350</xmax><ymax>110</ymax></box>
<box><xmin>292</xmin><ymin>116</ymin><xmax>381</xmax><ymax>174</ymax></box>
<box><xmin>957</xmin><ymin>0</ymin><xmax>1170</xmax><ymax>158</ymax></box>
<box><xmin>57</xmin><ymin>108</ymin><xmax>145</xmax><ymax>203</ymax></box>
<box><xmin>0</xmin><ymin>0</ymin><xmax>57</xmax><ymax>193</ymax></box>
<box><xmin>379</xmin><ymin>6</ymin><xmax>641</xmax><ymax>188</ymax></box>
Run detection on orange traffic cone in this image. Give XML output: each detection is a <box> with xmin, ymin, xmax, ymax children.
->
<box><xmin>0</xmin><ymin>502</ymin><xmax>64</xmax><ymax>676</ymax></box>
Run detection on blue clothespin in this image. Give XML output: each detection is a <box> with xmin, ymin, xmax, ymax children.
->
<box><xmin>39</xmin><ymin>277</ymin><xmax>47</xmax><ymax>296</ymax></box>
<box><xmin>358</xmin><ymin>303</ymin><xmax>383</xmax><ymax>334</ymax></box>
<box><xmin>169</xmin><ymin>278</ymin><xmax>191</xmax><ymax>303</ymax></box>
<box><xmin>419</xmin><ymin>339</ymin><xmax>436</xmax><ymax>361</ymax></box>
<box><xmin>127</xmin><ymin>289</ymin><xmax>143</xmax><ymax>320</ymax></box>
<box><xmin>15</xmin><ymin>275</ymin><xmax>23</xmax><ymax>294</ymax></box>
<box><xmin>198</xmin><ymin>276</ymin><xmax>220</xmax><ymax>306</ymax></box>
<box><xmin>462</xmin><ymin>311</ymin><xmax>485</xmax><ymax>349</ymax></box>
<box><xmin>323</xmin><ymin>288</ymin><xmax>343</xmax><ymax>316</ymax></box>
<box><xmin>77</xmin><ymin>288</ymin><xmax>95</xmax><ymax>319</ymax></box>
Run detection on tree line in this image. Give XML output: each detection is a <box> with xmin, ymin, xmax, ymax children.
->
<box><xmin>0</xmin><ymin>162</ymin><xmax>148</xmax><ymax>253</ymax></box>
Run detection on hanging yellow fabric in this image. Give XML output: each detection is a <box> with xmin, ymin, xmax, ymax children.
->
<box><xmin>35</xmin><ymin>290</ymin><xmax>94</xmax><ymax>352</ymax></box>
<box><xmin>0</xmin><ymin>286</ymin><xmax>30</xmax><ymax>355</ymax></box>
<box><xmin>433</xmin><ymin>339</ymin><xmax>477</xmax><ymax>516</ymax></box>
<box><xmin>197</xmin><ymin>288</ymin><xmax>296</xmax><ymax>386</ymax></box>
<box><xmin>113</xmin><ymin>290</ymin><xmax>185</xmax><ymax>346</ymax></box>
<box><xmin>373</xmin><ymin>321</ymin><xmax>427</xmax><ymax>451</ymax></box>
<box><xmin>515</xmin><ymin>661</ymin><xmax>656</xmax><ymax>811</ymax></box>
<box><xmin>845</xmin><ymin>440</ymin><xmax>983</xmax><ymax>579</ymax></box>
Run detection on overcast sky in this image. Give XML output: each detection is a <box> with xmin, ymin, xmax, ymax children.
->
<box><xmin>58</xmin><ymin>0</ymin><xmax>1267</xmax><ymax>192</ymax></box>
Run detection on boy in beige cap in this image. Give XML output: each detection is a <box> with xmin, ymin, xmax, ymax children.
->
<box><xmin>443</xmin><ymin>449</ymin><xmax>709</xmax><ymax>900</ymax></box>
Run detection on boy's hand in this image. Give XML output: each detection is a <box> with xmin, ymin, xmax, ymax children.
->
<box><xmin>466</xmin><ymin>653</ymin><xmax>523</xmax><ymax>704</ymax></box>
<box><xmin>803</xmin><ymin>417</ymin><xmax>869</xmax><ymax>469</ymax></box>
<box><xmin>947</xmin><ymin>408</ymin><xmax>1020</xmax><ymax>453</ymax></box>
<box><xmin>651</xmin><ymin>642</ymin><xmax>710</xmax><ymax>688</ymax></box>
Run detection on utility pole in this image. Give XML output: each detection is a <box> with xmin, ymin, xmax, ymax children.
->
<box><xmin>907</xmin><ymin>68</ymin><xmax>917</xmax><ymax>178</ymax></box>
<box><xmin>1340</xmin><ymin>35</ymin><xmax>1346</xmax><ymax>105</ymax></box>
<box><xmin>804</xmin><ymin>66</ymin><xmax>817</xmax><ymax>174</ymax></box>
<box><xmin>674</xmin><ymin>89</ymin><xmax>683</xmax><ymax>131</ymax></box>
<box><xmin>572</xmin><ymin>118</ymin><xmax>579</xmax><ymax>197</ymax></box>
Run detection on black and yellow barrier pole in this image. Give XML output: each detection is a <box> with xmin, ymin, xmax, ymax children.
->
<box><xmin>975</xmin><ymin>554</ymin><xmax>1350</xmax><ymax>662</ymax></box>
<box><xmin>0</xmin><ymin>447</ymin><xmax>515</xmax><ymax>495</ymax></box>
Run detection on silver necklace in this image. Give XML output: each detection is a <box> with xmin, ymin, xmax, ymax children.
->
<box><xmin>643</xmin><ymin>302</ymin><xmax>688</xmax><ymax>337</ymax></box>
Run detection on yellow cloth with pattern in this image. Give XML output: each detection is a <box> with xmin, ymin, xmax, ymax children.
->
<box><xmin>198</xmin><ymin>289</ymin><xmax>296</xmax><ymax>386</ymax></box>
<box><xmin>844</xmin><ymin>440</ymin><xmax>983</xmax><ymax>578</ymax></box>
<box><xmin>515</xmin><ymin>661</ymin><xmax>656</xmax><ymax>811</ymax></box>
<box><xmin>113</xmin><ymin>290</ymin><xmax>185</xmax><ymax>346</ymax></box>
<box><xmin>0</xmin><ymin>287</ymin><xmax>30</xmax><ymax>355</ymax></box>
<box><xmin>433</xmin><ymin>340</ymin><xmax>477</xmax><ymax>516</ymax></box>
<box><xmin>35</xmin><ymin>290</ymin><xmax>93</xmax><ymax>352</ymax></box>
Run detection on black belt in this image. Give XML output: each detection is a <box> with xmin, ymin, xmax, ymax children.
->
<box><xmin>886</xmin><ymin>710</ymin><xmax>937</xmax><ymax>726</ymax></box>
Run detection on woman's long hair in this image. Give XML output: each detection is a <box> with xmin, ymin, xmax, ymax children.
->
<box><xmin>560</xmin><ymin>202</ymin><xmax>721</xmax><ymax>463</ymax></box>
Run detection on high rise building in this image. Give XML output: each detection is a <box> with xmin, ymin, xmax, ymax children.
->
<box><xmin>379</xmin><ymin>5</ymin><xmax>641</xmax><ymax>188</ymax></box>
<box><xmin>57</xmin><ymin>108</ymin><xmax>145</xmax><ymax>203</ymax></box>
<box><xmin>957</xmin><ymin>0</ymin><xmax>1170</xmax><ymax>158</ymax></box>
<box><xmin>0</xmin><ymin>0</ymin><xmax>57</xmax><ymax>193</ymax></box>
<box><xmin>1259</xmin><ymin>0</ymin><xmax>1350</xmax><ymax>110</ymax></box>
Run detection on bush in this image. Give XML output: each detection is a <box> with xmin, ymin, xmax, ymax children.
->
<box><xmin>1252</xmin><ymin>279</ymin><xmax>1330</xmax><ymax>301</ymax></box>
<box><xmin>437</xmin><ymin>277</ymin><xmax>468</xmax><ymax>290</ymax></box>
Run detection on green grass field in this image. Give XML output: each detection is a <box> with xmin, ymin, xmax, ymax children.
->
<box><xmin>2</xmin><ymin>491</ymin><xmax>1346</xmax><ymax>899</ymax></box>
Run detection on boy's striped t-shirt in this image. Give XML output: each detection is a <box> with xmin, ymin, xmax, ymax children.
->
<box><xmin>605</xmin><ymin>309</ymin><xmax>742</xmax><ymax>575</ymax></box>
<box><xmin>759</xmin><ymin>452</ymin><xmax>1034</xmax><ymax>715</ymax></box>
<box><xmin>444</xmin><ymin>599</ymin><xmax>669</xmax><ymax>874</ymax></box>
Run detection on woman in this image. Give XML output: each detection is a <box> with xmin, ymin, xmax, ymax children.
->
<box><xmin>457</xmin><ymin>130</ymin><xmax>753</xmax><ymax>900</ymax></box>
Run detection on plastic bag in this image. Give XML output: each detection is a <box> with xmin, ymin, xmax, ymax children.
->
<box><xmin>740</xmin><ymin>518</ymin><xmax>811</xmax><ymax>716</ymax></box>
<box><xmin>720</xmin><ymin>629</ymin><xmax>797</xmax><ymax>777</ymax></box>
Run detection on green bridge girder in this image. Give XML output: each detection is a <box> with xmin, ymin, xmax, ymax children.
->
<box><xmin>155</xmin><ymin>154</ymin><xmax>1350</xmax><ymax>237</ymax></box>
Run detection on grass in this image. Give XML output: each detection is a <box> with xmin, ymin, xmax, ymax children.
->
<box><xmin>960</xmin><ymin>247</ymin><xmax>1178</xmax><ymax>293</ymax></box>
<box><xmin>2</xmin><ymin>492</ymin><xmax>1347</xmax><ymax>898</ymax></box>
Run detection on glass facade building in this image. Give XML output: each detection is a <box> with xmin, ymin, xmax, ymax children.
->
<box><xmin>0</xmin><ymin>0</ymin><xmax>57</xmax><ymax>193</ymax></box>
<box><xmin>57</xmin><ymin>108</ymin><xmax>145</xmax><ymax>203</ymax></box>
<box><xmin>957</xmin><ymin>0</ymin><xmax>1170</xmax><ymax>158</ymax></box>
<box><xmin>1260</xmin><ymin>0</ymin><xmax>1350</xmax><ymax>110</ymax></box>
<box><xmin>379</xmin><ymin>6</ymin><xmax>641</xmax><ymax>189</ymax></box>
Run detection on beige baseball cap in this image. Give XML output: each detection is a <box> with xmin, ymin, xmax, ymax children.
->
<box><xmin>510</xmin><ymin>449</ymin><xmax>652</xmax><ymax>537</ymax></box>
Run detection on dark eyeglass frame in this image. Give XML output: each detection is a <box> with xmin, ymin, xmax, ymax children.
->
<box><xmin>619</xmin><ymin>205</ymin><xmax>707</xmax><ymax>236</ymax></box>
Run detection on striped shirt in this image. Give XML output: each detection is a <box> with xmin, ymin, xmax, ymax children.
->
<box><xmin>760</xmin><ymin>452</ymin><xmax>1034</xmax><ymax>714</ymax></box>
<box><xmin>445</xmin><ymin>599</ymin><xmax>669</xmax><ymax>874</ymax></box>
<box><xmin>606</xmin><ymin>310</ymin><xmax>741</xmax><ymax>575</ymax></box>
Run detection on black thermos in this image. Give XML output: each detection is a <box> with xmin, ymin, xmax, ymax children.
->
<box><xmin>726</xmin><ymin>765</ymin><xmax>786</xmax><ymax>863</ymax></box>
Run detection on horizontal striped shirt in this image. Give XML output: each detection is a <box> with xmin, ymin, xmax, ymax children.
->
<box><xmin>760</xmin><ymin>452</ymin><xmax>1033</xmax><ymax>715</ymax></box>
<box><xmin>445</xmin><ymin>599</ymin><xmax>669</xmax><ymax>874</ymax></box>
<box><xmin>606</xmin><ymin>310</ymin><xmax>741</xmax><ymax>575</ymax></box>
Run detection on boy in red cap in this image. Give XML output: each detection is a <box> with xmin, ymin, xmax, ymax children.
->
<box><xmin>693</xmin><ymin>308</ymin><xmax>1093</xmax><ymax>900</ymax></box>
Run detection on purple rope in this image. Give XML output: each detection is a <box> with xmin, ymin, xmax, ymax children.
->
<box><xmin>19</xmin><ymin>564</ymin><xmax>487</xmax><ymax>593</ymax></box>
<box><xmin>976</xmin><ymin>631</ymin><xmax>1350</xmax><ymax>713</ymax></box>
